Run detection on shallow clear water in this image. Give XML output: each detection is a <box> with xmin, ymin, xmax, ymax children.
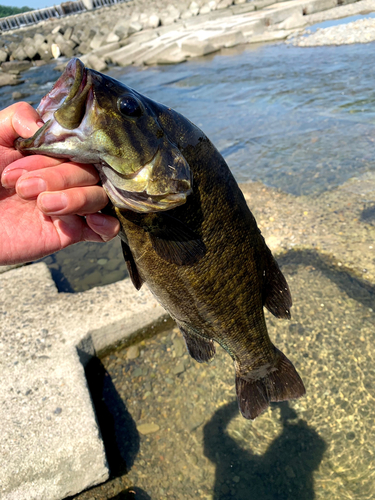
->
<box><xmin>307</xmin><ymin>12</ymin><xmax>375</xmax><ymax>32</ymax></box>
<box><xmin>107</xmin><ymin>42</ymin><xmax>375</xmax><ymax>196</ymax></box>
<box><xmin>5</xmin><ymin>40</ymin><xmax>375</xmax><ymax>291</ymax></box>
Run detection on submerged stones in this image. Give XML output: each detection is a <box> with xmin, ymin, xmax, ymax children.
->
<box><xmin>137</xmin><ymin>422</ymin><xmax>160</xmax><ymax>434</ymax></box>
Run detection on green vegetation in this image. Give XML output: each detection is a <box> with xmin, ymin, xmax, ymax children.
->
<box><xmin>0</xmin><ymin>5</ymin><xmax>33</xmax><ymax>18</ymax></box>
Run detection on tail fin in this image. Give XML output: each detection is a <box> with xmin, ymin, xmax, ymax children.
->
<box><xmin>236</xmin><ymin>349</ymin><xmax>305</xmax><ymax>420</ymax></box>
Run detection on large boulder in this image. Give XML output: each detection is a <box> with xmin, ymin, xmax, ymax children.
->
<box><xmin>1</xmin><ymin>60</ymin><xmax>31</xmax><ymax>74</ymax></box>
<box><xmin>0</xmin><ymin>49</ymin><xmax>8</xmax><ymax>63</ymax></box>
<box><xmin>37</xmin><ymin>42</ymin><xmax>53</xmax><ymax>61</ymax></box>
<box><xmin>33</xmin><ymin>33</ymin><xmax>45</xmax><ymax>47</ymax></box>
<box><xmin>0</xmin><ymin>72</ymin><xmax>23</xmax><ymax>87</ymax></box>
<box><xmin>11</xmin><ymin>45</ymin><xmax>28</xmax><ymax>61</ymax></box>
<box><xmin>160</xmin><ymin>5</ymin><xmax>181</xmax><ymax>25</ymax></box>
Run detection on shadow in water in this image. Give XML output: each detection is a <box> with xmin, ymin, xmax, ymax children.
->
<box><xmin>277</xmin><ymin>248</ymin><xmax>375</xmax><ymax>310</ymax></box>
<box><xmin>204</xmin><ymin>401</ymin><xmax>326</xmax><ymax>499</ymax></box>
<box><xmin>109</xmin><ymin>488</ymin><xmax>152</xmax><ymax>500</ymax></box>
<box><xmin>361</xmin><ymin>204</ymin><xmax>375</xmax><ymax>226</ymax></box>
<box><xmin>85</xmin><ymin>357</ymin><xmax>140</xmax><ymax>477</ymax></box>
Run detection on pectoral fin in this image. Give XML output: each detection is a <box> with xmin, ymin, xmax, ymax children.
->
<box><xmin>147</xmin><ymin>214</ymin><xmax>206</xmax><ymax>266</ymax></box>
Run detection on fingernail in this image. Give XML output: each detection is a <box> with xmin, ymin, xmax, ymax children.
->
<box><xmin>1</xmin><ymin>169</ymin><xmax>27</xmax><ymax>188</ymax></box>
<box><xmin>89</xmin><ymin>213</ymin><xmax>109</xmax><ymax>227</ymax></box>
<box><xmin>17</xmin><ymin>177</ymin><xmax>47</xmax><ymax>198</ymax></box>
<box><xmin>39</xmin><ymin>192</ymin><xmax>68</xmax><ymax>213</ymax></box>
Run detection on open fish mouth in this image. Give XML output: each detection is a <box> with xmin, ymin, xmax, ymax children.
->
<box><xmin>15</xmin><ymin>58</ymin><xmax>95</xmax><ymax>155</ymax></box>
<box><xmin>38</xmin><ymin>58</ymin><xmax>89</xmax><ymax>128</ymax></box>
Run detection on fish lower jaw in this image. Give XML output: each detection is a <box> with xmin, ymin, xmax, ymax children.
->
<box><xmin>100</xmin><ymin>174</ymin><xmax>187</xmax><ymax>213</ymax></box>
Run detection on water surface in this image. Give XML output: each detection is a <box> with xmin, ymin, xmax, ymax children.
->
<box><xmin>4</xmin><ymin>40</ymin><xmax>375</xmax><ymax>197</ymax></box>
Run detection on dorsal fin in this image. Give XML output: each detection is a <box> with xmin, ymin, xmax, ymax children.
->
<box><xmin>262</xmin><ymin>245</ymin><xmax>292</xmax><ymax>319</ymax></box>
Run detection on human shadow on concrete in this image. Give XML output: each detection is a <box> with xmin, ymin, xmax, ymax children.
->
<box><xmin>204</xmin><ymin>400</ymin><xmax>326</xmax><ymax>500</ymax></box>
<box><xmin>110</xmin><ymin>487</ymin><xmax>152</xmax><ymax>500</ymax></box>
<box><xmin>85</xmin><ymin>356</ymin><xmax>140</xmax><ymax>478</ymax></box>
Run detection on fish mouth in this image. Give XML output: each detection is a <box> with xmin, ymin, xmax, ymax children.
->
<box><xmin>15</xmin><ymin>58</ymin><xmax>93</xmax><ymax>154</ymax></box>
<box><xmin>38</xmin><ymin>57</ymin><xmax>91</xmax><ymax>129</ymax></box>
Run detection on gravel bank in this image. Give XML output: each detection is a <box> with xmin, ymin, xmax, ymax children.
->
<box><xmin>292</xmin><ymin>15</ymin><xmax>375</xmax><ymax>45</ymax></box>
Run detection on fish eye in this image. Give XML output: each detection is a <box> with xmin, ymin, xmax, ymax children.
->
<box><xmin>117</xmin><ymin>96</ymin><xmax>143</xmax><ymax>117</ymax></box>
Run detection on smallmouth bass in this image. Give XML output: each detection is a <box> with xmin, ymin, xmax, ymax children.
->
<box><xmin>16</xmin><ymin>58</ymin><xmax>305</xmax><ymax>419</ymax></box>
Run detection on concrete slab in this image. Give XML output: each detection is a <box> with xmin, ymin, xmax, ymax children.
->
<box><xmin>76</xmin><ymin>0</ymin><xmax>367</xmax><ymax>69</ymax></box>
<box><xmin>304</xmin><ymin>0</ymin><xmax>375</xmax><ymax>25</ymax></box>
<box><xmin>0</xmin><ymin>262</ymin><xmax>167</xmax><ymax>499</ymax></box>
<box><xmin>1</xmin><ymin>349</ymin><xmax>108</xmax><ymax>500</ymax></box>
<box><xmin>0</xmin><ymin>264</ymin><xmax>23</xmax><ymax>274</ymax></box>
<box><xmin>107</xmin><ymin>42</ymin><xmax>147</xmax><ymax>65</ymax></box>
<box><xmin>144</xmin><ymin>42</ymin><xmax>188</xmax><ymax>65</ymax></box>
<box><xmin>180</xmin><ymin>38</ymin><xmax>218</xmax><ymax>57</ymax></box>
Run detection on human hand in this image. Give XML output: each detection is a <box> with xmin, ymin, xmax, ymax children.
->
<box><xmin>0</xmin><ymin>102</ymin><xmax>120</xmax><ymax>266</ymax></box>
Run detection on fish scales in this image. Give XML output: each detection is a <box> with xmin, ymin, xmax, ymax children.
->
<box><xmin>16</xmin><ymin>58</ymin><xmax>305</xmax><ymax>419</ymax></box>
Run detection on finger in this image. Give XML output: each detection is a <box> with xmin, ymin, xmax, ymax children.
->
<box><xmin>1</xmin><ymin>155</ymin><xmax>64</xmax><ymax>188</ymax></box>
<box><xmin>0</xmin><ymin>102</ymin><xmax>43</xmax><ymax>147</ymax></box>
<box><xmin>37</xmin><ymin>185</ymin><xmax>109</xmax><ymax>215</ymax></box>
<box><xmin>86</xmin><ymin>213</ymin><xmax>120</xmax><ymax>242</ymax></box>
<box><xmin>15</xmin><ymin>161</ymin><xmax>99</xmax><ymax>199</ymax></box>
<box><xmin>0</xmin><ymin>102</ymin><xmax>43</xmax><ymax>172</ymax></box>
<box><xmin>51</xmin><ymin>215</ymin><xmax>110</xmax><ymax>246</ymax></box>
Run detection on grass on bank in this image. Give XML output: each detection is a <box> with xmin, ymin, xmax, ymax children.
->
<box><xmin>0</xmin><ymin>5</ymin><xmax>33</xmax><ymax>18</ymax></box>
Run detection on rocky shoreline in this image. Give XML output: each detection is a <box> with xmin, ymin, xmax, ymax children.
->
<box><xmin>2</xmin><ymin>0</ymin><xmax>375</xmax><ymax>88</ymax></box>
<box><xmin>292</xmin><ymin>14</ymin><xmax>375</xmax><ymax>45</ymax></box>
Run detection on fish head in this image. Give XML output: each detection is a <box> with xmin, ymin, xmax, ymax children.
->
<box><xmin>15</xmin><ymin>58</ymin><xmax>192</xmax><ymax>212</ymax></box>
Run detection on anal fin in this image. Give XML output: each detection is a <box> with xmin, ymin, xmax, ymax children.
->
<box><xmin>236</xmin><ymin>349</ymin><xmax>305</xmax><ymax>420</ymax></box>
<box><xmin>178</xmin><ymin>324</ymin><xmax>216</xmax><ymax>363</ymax></box>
